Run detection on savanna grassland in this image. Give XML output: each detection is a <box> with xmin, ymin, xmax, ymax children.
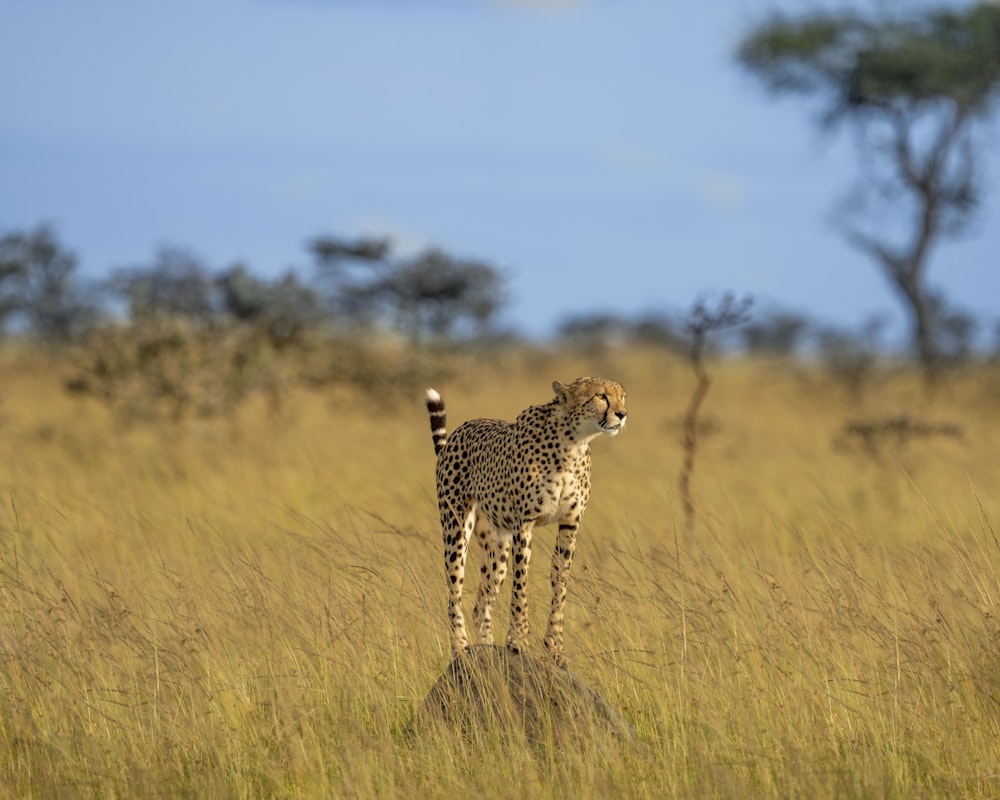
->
<box><xmin>2</xmin><ymin>345</ymin><xmax>999</xmax><ymax>799</ymax></box>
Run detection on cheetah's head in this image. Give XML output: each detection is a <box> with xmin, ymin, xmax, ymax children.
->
<box><xmin>553</xmin><ymin>377</ymin><xmax>627</xmax><ymax>439</ymax></box>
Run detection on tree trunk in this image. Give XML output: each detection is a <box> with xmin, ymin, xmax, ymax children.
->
<box><xmin>853</xmin><ymin>238</ymin><xmax>941</xmax><ymax>385</ymax></box>
<box><xmin>904</xmin><ymin>279</ymin><xmax>939</xmax><ymax>385</ymax></box>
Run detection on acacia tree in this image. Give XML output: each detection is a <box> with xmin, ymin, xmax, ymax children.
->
<box><xmin>108</xmin><ymin>247</ymin><xmax>217</xmax><ymax>323</ymax></box>
<box><xmin>737</xmin><ymin>3</ymin><xmax>1000</xmax><ymax>379</ymax></box>
<box><xmin>215</xmin><ymin>264</ymin><xmax>321</xmax><ymax>348</ymax></box>
<box><xmin>309</xmin><ymin>235</ymin><xmax>508</xmax><ymax>343</ymax></box>
<box><xmin>0</xmin><ymin>225</ymin><xmax>101</xmax><ymax>341</ymax></box>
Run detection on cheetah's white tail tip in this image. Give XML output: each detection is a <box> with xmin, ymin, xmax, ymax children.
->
<box><xmin>425</xmin><ymin>388</ymin><xmax>447</xmax><ymax>456</ymax></box>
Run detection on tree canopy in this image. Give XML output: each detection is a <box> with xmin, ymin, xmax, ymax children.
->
<box><xmin>738</xmin><ymin>4</ymin><xmax>1000</xmax><ymax>118</ymax></box>
<box><xmin>737</xmin><ymin>2</ymin><xmax>1000</xmax><ymax>379</ymax></box>
<box><xmin>0</xmin><ymin>225</ymin><xmax>99</xmax><ymax>341</ymax></box>
<box><xmin>309</xmin><ymin>235</ymin><xmax>508</xmax><ymax>342</ymax></box>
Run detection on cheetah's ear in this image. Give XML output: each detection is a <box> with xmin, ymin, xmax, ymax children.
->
<box><xmin>552</xmin><ymin>380</ymin><xmax>569</xmax><ymax>403</ymax></box>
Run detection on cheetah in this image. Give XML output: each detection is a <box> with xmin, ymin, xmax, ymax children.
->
<box><xmin>425</xmin><ymin>377</ymin><xmax>627</xmax><ymax>668</ymax></box>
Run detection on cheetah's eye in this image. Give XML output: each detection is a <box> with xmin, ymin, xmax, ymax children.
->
<box><xmin>600</xmin><ymin>393</ymin><xmax>609</xmax><ymax>406</ymax></box>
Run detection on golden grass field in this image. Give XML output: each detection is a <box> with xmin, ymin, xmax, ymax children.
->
<box><xmin>1</xmin><ymin>345</ymin><xmax>999</xmax><ymax>798</ymax></box>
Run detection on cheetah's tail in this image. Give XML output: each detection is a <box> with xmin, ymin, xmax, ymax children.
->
<box><xmin>425</xmin><ymin>388</ymin><xmax>448</xmax><ymax>456</ymax></box>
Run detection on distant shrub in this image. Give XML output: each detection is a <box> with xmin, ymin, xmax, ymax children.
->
<box><xmin>741</xmin><ymin>310</ymin><xmax>809</xmax><ymax>356</ymax></box>
<box><xmin>65</xmin><ymin>319</ymin><xmax>286</xmax><ymax>422</ymax></box>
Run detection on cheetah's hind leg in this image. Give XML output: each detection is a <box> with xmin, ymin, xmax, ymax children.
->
<box><xmin>472</xmin><ymin>514</ymin><xmax>511</xmax><ymax>645</ymax></box>
<box><xmin>442</xmin><ymin>500</ymin><xmax>476</xmax><ymax>655</ymax></box>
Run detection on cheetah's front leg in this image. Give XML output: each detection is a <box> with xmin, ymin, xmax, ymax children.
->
<box><xmin>505</xmin><ymin>524</ymin><xmax>533</xmax><ymax>654</ymax></box>
<box><xmin>543</xmin><ymin>520</ymin><xmax>578</xmax><ymax>668</ymax></box>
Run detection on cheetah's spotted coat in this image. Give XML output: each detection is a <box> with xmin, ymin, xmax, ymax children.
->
<box><xmin>425</xmin><ymin>377</ymin><xmax>627</xmax><ymax>668</ymax></box>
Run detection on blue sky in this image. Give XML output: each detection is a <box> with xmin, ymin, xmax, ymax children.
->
<box><xmin>2</xmin><ymin>0</ymin><xmax>998</xmax><ymax>339</ymax></box>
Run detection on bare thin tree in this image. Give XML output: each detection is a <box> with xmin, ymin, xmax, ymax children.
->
<box><xmin>678</xmin><ymin>294</ymin><xmax>752</xmax><ymax>535</ymax></box>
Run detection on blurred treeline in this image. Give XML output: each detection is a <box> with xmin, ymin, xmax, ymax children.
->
<box><xmin>0</xmin><ymin>224</ymin><xmax>515</xmax><ymax>422</ymax></box>
<box><xmin>1</xmin><ymin>223</ymin><xmax>997</xmax><ymax>422</ymax></box>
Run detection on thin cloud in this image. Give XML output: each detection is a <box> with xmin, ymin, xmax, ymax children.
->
<box><xmin>698</xmin><ymin>173</ymin><xmax>747</xmax><ymax>211</ymax></box>
<box><xmin>489</xmin><ymin>0</ymin><xmax>589</xmax><ymax>10</ymax></box>
<box><xmin>597</xmin><ymin>138</ymin><xmax>672</xmax><ymax>180</ymax></box>
<box><xmin>272</xmin><ymin>172</ymin><xmax>325</xmax><ymax>206</ymax></box>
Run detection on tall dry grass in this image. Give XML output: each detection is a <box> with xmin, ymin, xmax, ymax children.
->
<box><xmin>1</xmin><ymin>346</ymin><xmax>999</xmax><ymax>798</ymax></box>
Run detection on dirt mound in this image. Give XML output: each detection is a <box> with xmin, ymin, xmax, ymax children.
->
<box><xmin>410</xmin><ymin>645</ymin><xmax>634</xmax><ymax>746</ymax></box>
